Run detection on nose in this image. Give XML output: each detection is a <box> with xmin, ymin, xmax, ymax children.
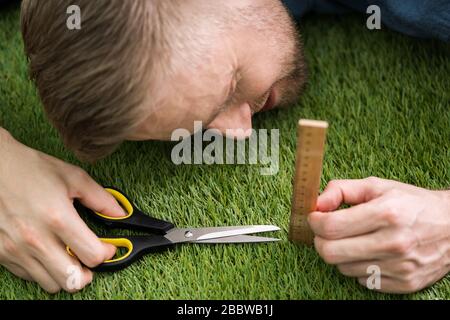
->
<box><xmin>207</xmin><ymin>103</ymin><xmax>253</xmax><ymax>139</ymax></box>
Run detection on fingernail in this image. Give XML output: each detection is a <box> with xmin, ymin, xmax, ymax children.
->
<box><xmin>118</xmin><ymin>206</ymin><xmax>127</xmax><ymax>216</ymax></box>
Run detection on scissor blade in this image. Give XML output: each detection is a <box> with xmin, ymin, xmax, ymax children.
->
<box><xmin>195</xmin><ymin>225</ymin><xmax>280</xmax><ymax>241</ymax></box>
<box><xmin>165</xmin><ymin>225</ymin><xmax>280</xmax><ymax>243</ymax></box>
<box><xmin>194</xmin><ymin>235</ymin><xmax>280</xmax><ymax>244</ymax></box>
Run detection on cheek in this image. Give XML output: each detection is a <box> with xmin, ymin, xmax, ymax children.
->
<box><xmin>148</xmin><ymin>100</ymin><xmax>219</xmax><ymax>139</ymax></box>
<box><xmin>166</xmin><ymin>73</ymin><xmax>232</xmax><ymax>129</ymax></box>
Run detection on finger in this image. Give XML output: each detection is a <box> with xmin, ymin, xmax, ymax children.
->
<box><xmin>337</xmin><ymin>261</ymin><xmax>397</xmax><ymax>278</ymax></box>
<box><xmin>309</xmin><ymin>197</ymin><xmax>388</xmax><ymax>239</ymax></box>
<box><xmin>338</xmin><ymin>242</ymin><xmax>450</xmax><ymax>280</ymax></box>
<box><xmin>3</xmin><ymin>263</ymin><xmax>33</xmax><ymax>281</ymax></box>
<box><xmin>21</xmin><ymin>257</ymin><xmax>61</xmax><ymax>293</ymax></box>
<box><xmin>55</xmin><ymin>205</ymin><xmax>117</xmax><ymax>268</ymax></box>
<box><xmin>33</xmin><ymin>238</ymin><xmax>94</xmax><ymax>292</ymax></box>
<box><xmin>317</xmin><ymin>177</ymin><xmax>390</xmax><ymax>212</ymax></box>
<box><xmin>314</xmin><ymin>227</ymin><xmax>410</xmax><ymax>264</ymax></box>
<box><xmin>70</xmin><ymin>171</ymin><xmax>126</xmax><ymax>217</ymax></box>
<box><xmin>357</xmin><ymin>277</ymin><xmax>423</xmax><ymax>294</ymax></box>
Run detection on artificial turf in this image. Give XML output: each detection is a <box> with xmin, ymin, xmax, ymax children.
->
<box><xmin>0</xmin><ymin>4</ymin><xmax>449</xmax><ymax>299</ymax></box>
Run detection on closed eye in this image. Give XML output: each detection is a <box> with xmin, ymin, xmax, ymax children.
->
<box><xmin>217</xmin><ymin>80</ymin><xmax>239</xmax><ymax>113</ymax></box>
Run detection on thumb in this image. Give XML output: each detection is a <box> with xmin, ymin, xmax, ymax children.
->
<box><xmin>102</xmin><ymin>242</ymin><xmax>117</xmax><ymax>261</ymax></box>
<box><xmin>73</xmin><ymin>174</ymin><xmax>126</xmax><ymax>217</ymax></box>
<box><xmin>317</xmin><ymin>177</ymin><xmax>385</xmax><ymax>212</ymax></box>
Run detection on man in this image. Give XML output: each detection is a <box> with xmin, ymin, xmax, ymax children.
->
<box><xmin>0</xmin><ymin>0</ymin><xmax>448</xmax><ymax>294</ymax></box>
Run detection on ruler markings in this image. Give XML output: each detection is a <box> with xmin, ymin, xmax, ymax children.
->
<box><xmin>289</xmin><ymin>119</ymin><xmax>328</xmax><ymax>245</ymax></box>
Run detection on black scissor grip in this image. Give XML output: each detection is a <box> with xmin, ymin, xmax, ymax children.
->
<box><xmin>90</xmin><ymin>187</ymin><xmax>174</xmax><ymax>234</ymax></box>
<box><xmin>94</xmin><ymin>209</ymin><xmax>174</xmax><ymax>234</ymax></box>
<box><xmin>93</xmin><ymin>236</ymin><xmax>174</xmax><ymax>272</ymax></box>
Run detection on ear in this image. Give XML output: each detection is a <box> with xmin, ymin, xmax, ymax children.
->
<box><xmin>207</xmin><ymin>103</ymin><xmax>253</xmax><ymax>139</ymax></box>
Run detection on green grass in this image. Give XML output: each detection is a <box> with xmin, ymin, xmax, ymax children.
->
<box><xmin>0</xmin><ymin>5</ymin><xmax>449</xmax><ymax>300</ymax></box>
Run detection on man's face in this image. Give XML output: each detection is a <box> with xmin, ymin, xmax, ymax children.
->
<box><xmin>129</xmin><ymin>0</ymin><xmax>306</xmax><ymax>141</ymax></box>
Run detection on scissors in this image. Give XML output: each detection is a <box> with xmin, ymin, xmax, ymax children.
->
<box><xmin>68</xmin><ymin>187</ymin><xmax>281</xmax><ymax>272</ymax></box>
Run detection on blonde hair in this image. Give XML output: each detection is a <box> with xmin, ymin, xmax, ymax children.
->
<box><xmin>21</xmin><ymin>0</ymin><xmax>166</xmax><ymax>161</ymax></box>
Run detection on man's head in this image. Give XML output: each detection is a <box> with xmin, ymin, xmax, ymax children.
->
<box><xmin>21</xmin><ymin>0</ymin><xmax>307</xmax><ymax>161</ymax></box>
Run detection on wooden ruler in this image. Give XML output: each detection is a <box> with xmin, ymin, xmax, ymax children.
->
<box><xmin>289</xmin><ymin>119</ymin><xmax>328</xmax><ymax>245</ymax></box>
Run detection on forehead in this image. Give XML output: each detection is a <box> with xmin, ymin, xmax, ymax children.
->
<box><xmin>138</xmin><ymin>44</ymin><xmax>236</xmax><ymax>137</ymax></box>
<box><xmin>169</xmin><ymin>39</ymin><xmax>237</xmax><ymax>108</ymax></box>
<box><xmin>161</xmin><ymin>0</ymin><xmax>293</xmax><ymax>100</ymax></box>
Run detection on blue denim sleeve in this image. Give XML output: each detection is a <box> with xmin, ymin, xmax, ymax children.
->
<box><xmin>342</xmin><ymin>0</ymin><xmax>450</xmax><ymax>42</ymax></box>
<box><xmin>282</xmin><ymin>0</ymin><xmax>450</xmax><ymax>42</ymax></box>
<box><xmin>282</xmin><ymin>0</ymin><xmax>349</xmax><ymax>16</ymax></box>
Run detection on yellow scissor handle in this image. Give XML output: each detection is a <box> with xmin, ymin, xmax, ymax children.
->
<box><xmin>66</xmin><ymin>238</ymin><xmax>133</xmax><ymax>264</ymax></box>
<box><xmin>94</xmin><ymin>188</ymin><xmax>134</xmax><ymax>220</ymax></box>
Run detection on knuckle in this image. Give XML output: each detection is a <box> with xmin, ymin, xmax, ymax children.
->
<box><xmin>45</xmin><ymin>209</ymin><xmax>66</xmax><ymax>230</ymax></box>
<box><xmin>398</xmin><ymin>261</ymin><xmax>417</xmax><ymax>275</ymax></box>
<box><xmin>386</xmin><ymin>232</ymin><xmax>416</xmax><ymax>255</ymax></box>
<box><xmin>400</xmin><ymin>270</ymin><xmax>417</xmax><ymax>284</ymax></box>
<box><xmin>71</xmin><ymin>167</ymin><xmax>90</xmax><ymax>183</ymax></box>
<box><xmin>22</xmin><ymin>232</ymin><xmax>43</xmax><ymax>252</ymax></box>
<box><xmin>16</xmin><ymin>222</ymin><xmax>43</xmax><ymax>250</ymax></box>
<box><xmin>364</xmin><ymin>176</ymin><xmax>386</xmax><ymax>196</ymax></box>
<box><xmin>365</xmin><ymin>176</ymin><xmax>381</xmax><ymax>186</ymax></box>
<box><xmin>382</xmin><ymin>206</ymin><xmax>403</xmax><ymax>227</ymax></box>
<box><xmin>413</xmin><ymin>253</ymin><xmax>431</xmax><ymax>268</ymax></box>
<box><xmin>365</xmin><ymin>176</ymin><xmax>379</xmax><ymax>183</ymax></box>
<box><xmin>83</xmin><ymin>247</ymin><xmax>106</xmax><ymax>268</ymax></box>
